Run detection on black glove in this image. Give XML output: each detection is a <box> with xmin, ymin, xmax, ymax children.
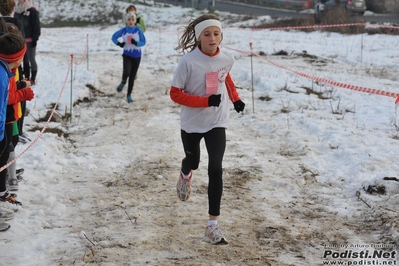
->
<box><xmin>208</xmin><ymin>94</ymin><xmax>221</xmax><ymax>107</ymax></box>
<box><xmin>31</xmin><ymin>39</ymin><xmax>37</xmax><ymax>48</ymax></box>
<box><xmin>233</xmin><ymin>100</ymin><xmax>245</xmax><ymax>113</ymax></box>
<box><xmin>131</xmin><ymin>39</ymin><xmax>137</xmax><ymax>45</ymax></box>
<box><xmin>117</xmin><ymin>42</ymin><xmax>125</xmax><ymax>48</ymax></box>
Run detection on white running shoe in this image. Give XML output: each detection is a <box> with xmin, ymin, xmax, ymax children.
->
<box><xmin>16</xmin><ymin>168</ymin><xmax>24</xmax><ymax>176</ymax></box>
<box><xmin>0</xmin><ymin>220</ymin><xmax>10</xmax><ymax>231</ymax></box>
<box><xmin>8</xmin><ymin>179</ymin><xmax>18</xmax><ymax>191</ymax></box>
<box><xmin>176</xmin><ymin>171</ymin><xmax>192</xmax><ymax>201</ymax></box>
<box><xmin>0</xmin><ymin>209</ymin><xmax>14</xmax><ymax>221</ymax></box>
<box><xmin>203</xmin><ymin>224</ymin><xmax>228</xmax><ymax>245</ymax></box>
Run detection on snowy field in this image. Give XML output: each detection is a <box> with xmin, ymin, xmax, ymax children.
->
<box><xmin>1</xmin><ymin>0</ymin><xmax>399</xmax><ymax>265</ymax></box>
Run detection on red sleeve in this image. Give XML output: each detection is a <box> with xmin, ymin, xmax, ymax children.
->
<box><xmin>170</xmin><ymin>86</ymin><xmax>209</xmax><ymax>108</ymax></box>
<box><xmin>7</xmin><ymin>78</ymin><xmax>24</xmax><ymax>104</ymax></box>
<box><xmin>225</xmin><ymin>73</ymin><xmax>241</xmax><ymax>103</ymax></box>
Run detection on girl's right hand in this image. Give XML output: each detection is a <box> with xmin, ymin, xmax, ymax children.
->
<box><xmin>208</xmin><ymin>94</ymin><xmax>221</xmax><ymax>107</ymax></box>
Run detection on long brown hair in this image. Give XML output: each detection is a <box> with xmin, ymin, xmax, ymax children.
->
<box><xmin>175</xmin><ymin>14</ymin><xmax>220</xmax><ymax>54</ymax></box>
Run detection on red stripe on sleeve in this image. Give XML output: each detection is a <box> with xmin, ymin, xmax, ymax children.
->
<box><xmin>170</xmin><ymin>86</ymin><xmax>209</xmax><ymax>108</ymax></box>
<box><xmin>225</xmin><ymin>73</ymin><xmax>240</xmax><ymax>103</ymax></box>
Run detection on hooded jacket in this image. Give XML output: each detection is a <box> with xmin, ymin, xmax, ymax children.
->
<box><xmin>14</xmin><ymin>1</ymin><xmax>41</xmax><ymax>43</ymax></box>
<box><xmin>0</xmin><ymin>59</ymin><xmax>11</xmax><ymax>141</ymax></box>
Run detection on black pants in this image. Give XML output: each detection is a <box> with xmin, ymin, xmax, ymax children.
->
<box><xmin>18</xmin><ymin>100</ymin><xmax>26</xmax><ymax>137</ymax></box>
<box><xmin>181</xmin><ymin>127</ymin><xmax>226</xmax><ymax>216</ymax></box>
<box><xmin>122</xmin><ymin>55</ymin><xmax>141</xmax><ymax>95</ymax></box>
<box><xmin>0</xmin><ymin>123</ymin><xmax>13</xmax><ymax>192</ymax></box>
<box><xmin>22</xmin><ymin>42</ymin><xmax>37</xmax><ymax>80</ymax></box>
<box><xmin>17</xmin><ymin>64</ymin><xmax>27</xmax><ymax>136</ymax></box>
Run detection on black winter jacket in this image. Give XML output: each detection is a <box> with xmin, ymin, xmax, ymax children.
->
<box><xmin>14</xmin><ymin>7</ymin><xmax>40</xmax><ymax>41</ymax></box>
<box><xmin>2</xmin><ymin>16</ymin><xmax>25</xmax><ymax>38</ymax></box>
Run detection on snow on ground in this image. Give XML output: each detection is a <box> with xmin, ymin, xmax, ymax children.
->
<box><xmin>1</xmin><ymin>0</ymin><xmax>399</xmax><ymax>265</ymax></box>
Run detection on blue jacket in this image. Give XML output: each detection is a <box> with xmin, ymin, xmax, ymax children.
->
<box><xmin>111</xmin><ymin>25</ymin><xmax>146</xmax><ymax>58</ymax></box>
<box><xmin>0</xmin><ymin>59</ymin><xmax>12</xmax><ymax>141</ymax></box>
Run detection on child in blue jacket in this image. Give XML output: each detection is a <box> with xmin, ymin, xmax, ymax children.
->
<box><xmin>111</xmin><ymin>12</ymin><xmax>146</xmax><ymax>103</ymax></box>
<box><xmin>0</xmin><ymin>18</ymin><xmax>28</xmax><ymax>210</ymax></box>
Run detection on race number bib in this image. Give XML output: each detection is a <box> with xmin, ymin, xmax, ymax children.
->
<box><xmin>206</xmin><ymin>72</ymin><xmax>218</xmax><ymax>95</ymax></box>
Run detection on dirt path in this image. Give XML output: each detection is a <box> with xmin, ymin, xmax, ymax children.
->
<box><xmin>49</xmin><ymin>52</ymin><xmax>398</xmax><ymax>266</ymax></box>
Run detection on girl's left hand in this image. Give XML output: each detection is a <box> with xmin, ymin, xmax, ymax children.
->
<box><xmin>233</xmin><ymin>100</ymin><xmax>245</xmax><ymax>113</ymax></box>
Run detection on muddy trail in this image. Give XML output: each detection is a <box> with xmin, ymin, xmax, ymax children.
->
<box><xmin>44</xmin><ymin>51</ymin><xmax>399</xmax><ymax>266</ymax></box>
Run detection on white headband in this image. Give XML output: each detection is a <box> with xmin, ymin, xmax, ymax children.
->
<box><xmin>194</xmin><ymin>19</ymin><xmax>222</xmax><ymax>40</ymax></box>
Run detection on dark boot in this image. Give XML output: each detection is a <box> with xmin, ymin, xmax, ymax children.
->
<box><xmin>31</xmin><ymin>70</ymin><xmax>37</xmax><ymax>85</ymax></box>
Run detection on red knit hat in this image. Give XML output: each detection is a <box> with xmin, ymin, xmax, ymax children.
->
<box><xmin>0</xmin><ymin>43</ymin><xmax>27</xmax><ymax>63</ymax></box>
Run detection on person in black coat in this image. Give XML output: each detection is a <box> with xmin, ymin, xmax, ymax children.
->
<box><xmin>14</xmin><ymin>0</ymin><xmax>40</xmax><ymax>85</ymax></box>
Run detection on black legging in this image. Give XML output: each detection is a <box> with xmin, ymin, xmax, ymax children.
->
<box><xmin>22</xmin><ymin>43</ymin><xmax>37</xmax><ymax>80</ymax></box>
<box><xmin>121</xmin><ymin>55</ymin><xmax>141</xmax><ymax>95</ymax></box>
<box><xmin>181</xmin><ymin>127</ymin><xmax>226</xmax><ymax>216</ymax></box>
<box><xmin>0</xmin><ymin>123</ymin><xmax>13</xmax><ymax>192</ymax></box>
